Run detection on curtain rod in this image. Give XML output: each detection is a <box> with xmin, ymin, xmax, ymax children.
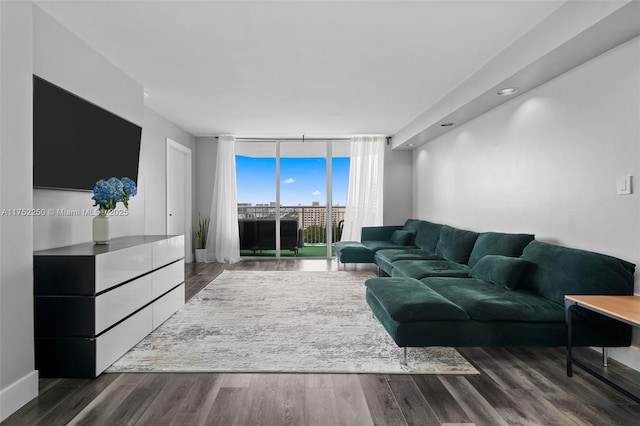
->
<box><xmin>215</xmin><ymin>137</ymin><xmax>350</xmax><ymax>141</ymax></box>
<box><xmin>215</xmin><ymin>136</ymin><xmax>392</xmax><ymax>143</ymax></box>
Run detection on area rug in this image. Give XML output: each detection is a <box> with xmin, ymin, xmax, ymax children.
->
<box><xmin>107</xmin><ymin>270</ymin><xmax>478</xmax><ymax>374</ymax></box>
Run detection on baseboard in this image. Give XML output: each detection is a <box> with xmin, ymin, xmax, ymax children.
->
<box><xmin>0</xmin><ymin>370</ymin><xmax>39</xmax><ymax>422</ymax></box>
<box><xmin>608</xmin><ymin>346</ymin><xmax>640</xmax><ymax>372</ymax></box>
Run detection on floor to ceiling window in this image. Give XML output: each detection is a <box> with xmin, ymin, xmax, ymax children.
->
<box><xmin>236</xmin><ymin>139</ymin><xmax>349</xmax><ymax>258</ymax></box>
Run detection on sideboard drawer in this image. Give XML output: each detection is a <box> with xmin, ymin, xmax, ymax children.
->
<box><xmin>152</xmin><ymin>260</ymin><xmax>184</xmax><ymax>299</ymax></box>
<box><xmin>95</xmin><ymin>305</ymin><xmax>153</xmax><ymax>375</ymax></box>
<box><xmin>152</xmin><ymin>235</ymin><xmax>184</xmax><ymax>269</ymax></box>
<box><xmin>95</xmin><ymin>244</ymin><xmax>153</xmax><ymax>293</ymax></box>
<box><xmin>95</xmin><ymin>274</ymin><xmax>153</xmax><ymax>334</ymax></box>
<box><xmin>153</xmin><ymin>283</ymin><xmax>185</xmax><ymax>329</ymax></box>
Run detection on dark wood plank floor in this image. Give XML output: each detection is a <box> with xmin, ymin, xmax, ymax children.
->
<box><xmin>4</xmin><ymin>259</ymin><xmax>640</xmax><ymax>425</ymax></box>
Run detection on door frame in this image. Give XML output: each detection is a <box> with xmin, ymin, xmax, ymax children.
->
<box><xmin>166</xmin><ymin>138</ymin><xmax>193</xmax><ymax>262</ymax></box>
<box><xmin>237</xmin><ymin>140</ymin><xmax>344</xmax><ymax>260</ymax></box>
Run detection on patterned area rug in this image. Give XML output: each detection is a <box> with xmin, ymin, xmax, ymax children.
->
<box><xmin>107</xmin><ymin>270</ymin><xmax>478</xmax><ymax>374</ymax></box>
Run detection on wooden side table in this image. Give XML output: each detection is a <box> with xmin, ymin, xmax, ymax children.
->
<box><xmin>565</xmin><ymin>295</ymin><xmax>640</xmax><ymax>403</ymax></box>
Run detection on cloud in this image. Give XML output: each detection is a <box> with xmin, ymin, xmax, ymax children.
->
<box><xmin>282</xmin><ymin>178</ymin><xmax>295</xmax><ymax>185</ymax></box>
<box><xmin>312</xmin><ymin>190</ymin><xmax>321</xmax><ymax>196</ymax></box>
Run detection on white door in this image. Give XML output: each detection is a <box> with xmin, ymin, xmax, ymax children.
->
<box><xmin>166</xmin><ymin>138</ymin><xmax>192</xmax><ymax>262</ymax></box>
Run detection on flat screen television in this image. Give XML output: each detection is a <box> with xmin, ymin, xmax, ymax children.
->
<box><xmin>33</xmin><ymin>75</ymin><xmax>142</xmax><ymax>191</ymax></box>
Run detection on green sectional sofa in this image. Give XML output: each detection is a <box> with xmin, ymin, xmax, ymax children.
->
<box><xmin>361</xmin><ymin>219</ymin><xmax>635</xmax><ymax>349</ymax></box>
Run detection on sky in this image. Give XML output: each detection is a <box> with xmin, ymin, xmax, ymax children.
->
<box><xmin>236</xmin><ymin>156</ymin><xmax>350</xmax><ymax>206</ymax></box>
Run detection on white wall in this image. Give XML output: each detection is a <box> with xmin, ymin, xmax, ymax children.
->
<box><xmin>0</xmin><ymin>2</ymin><xmax>38</xmax><ymax>421</ymax></box>
<box><xmin>384</xmin><ymin>144</ymin><xmax>412</xmax><ymax>225</ymax></box>
<box><xmin>413</xmin><ymin>37</ymin><xmax>640</xmax><ymax>368</ymax></box>
<box><xmin>31</xmin><ymin>7</ymin><xmax>194</xmax><ymax>251</ymax></box>
<box><xmin>195</xmin><ymin>137</ymin><xmax>217</xmax><ymax>221</ymax></box>
<box><xmin>141</xmin><ymin>107</ymin><xmax>195</xmax><ymax>237</ymax></box>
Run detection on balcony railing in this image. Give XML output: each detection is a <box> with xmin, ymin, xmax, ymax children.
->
<box><xmin>238</xmin><ymin>205</ymin><xmax>345</xmax><ymax>245</ymax></box>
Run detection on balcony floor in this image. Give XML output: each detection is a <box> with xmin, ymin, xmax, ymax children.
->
<box><xmin>241</xmin><ymin>245</ymin><xmax>334</xmax><ymax>258</ymax></box>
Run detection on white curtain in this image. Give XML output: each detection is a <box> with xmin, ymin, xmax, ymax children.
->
<box><xmin>205</xmin><ymin>135</ymin><xmax>240</xmax><ymax>263</ymax></box>
<box><xmin>341</xmin><ymin>135</ymin><xmax>385</xmax><ymax>241</ymax></box>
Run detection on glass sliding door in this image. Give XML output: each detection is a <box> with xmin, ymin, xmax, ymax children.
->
<box><xmin>236</xmin><ymin>139</ymin><xmax>349</xmax><ymax>258</ymax></box>
<box><xmin>236</xmin><ymin>141</ymin><xmax>277</xmax><ymax>257</ymax></box>
<box><xmin>280</xmin><ymin>141</ymin><xmax>327</xmax><ymax>257</ymax></box>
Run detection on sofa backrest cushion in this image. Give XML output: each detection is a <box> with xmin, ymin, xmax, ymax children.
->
<box><xmin>435</xmin><ymin>225</ymin><xmax>479</xmax><ymax>264</ymax></box>
<box><xmin>520</xmin><ymin>240</ymin><xmax>635</xmax><ymax>304</ymax></box>
<box><xmin>470</xmin><ymin>255</ymin><xmax>530</xmax><ymax>290</ymax></box>
<box><xmin>402</xmin><ymin>219</ymin><xmax>421</xmax><ymax>233</ymax></box>
<box><xmin>468</xmin><ymin>232</ymin><xmax>535</xmax><ymax>268</ymax></box>
<box><xmin>414</xmin><ymin>221</ymin><xmax>444</xmax><ymax>252</ymax></box>
<box><xmin>390</xmin><ymin>230</ymin><xmax>413</xmax><ymax>246</ymax></box>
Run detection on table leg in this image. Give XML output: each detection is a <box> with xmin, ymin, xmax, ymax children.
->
<box><xmin>563</xmin><ymin>297</ymin><xmax>640</xmax><ymax>403</ymax></box>
<box><xmin>565</xmin><ymin>300</ymin><xmax>575</xmax><ymax>377</ymax></box>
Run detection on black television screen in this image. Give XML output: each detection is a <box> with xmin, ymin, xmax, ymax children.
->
<box><xmin>33</xmin><ymin>75</ymin><xmax>142</xmax><ymax>191</ymax></box>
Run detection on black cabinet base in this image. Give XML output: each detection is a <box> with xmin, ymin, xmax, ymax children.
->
<box><xmin>36</xmin><ymin>338</ymin><xmax>97</xmax><ymax>378</ymax></box>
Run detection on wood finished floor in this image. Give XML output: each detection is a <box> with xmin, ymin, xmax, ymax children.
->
<box><xmin>5</xmin><ymin>259</ymin><xmax>640</xmax><ymax>425</ymax></box>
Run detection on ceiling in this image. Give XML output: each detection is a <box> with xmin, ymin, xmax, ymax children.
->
<box><xmin>34</xmin><ymin>0</ymin><xmax>567</xmax><ymax>138</ymax></box>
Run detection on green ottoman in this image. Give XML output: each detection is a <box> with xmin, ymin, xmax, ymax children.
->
<box><xmin>365</xmin><ymin>277</ymin><xmax>469</xmax><ymax>323</ymax></box>
<box><xmin>365</xmin><ymin>277</ymin><xmax>470</xmax><ymax>349</ymax></box>
<box><xmin>334</xmin><ymin>241</ymin><xmax>375</xmax><ymax>265</ymax></box>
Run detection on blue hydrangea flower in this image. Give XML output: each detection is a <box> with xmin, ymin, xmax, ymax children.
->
<box><xmin>92</xmin><ymin>179</ymin><xmax>117</xmax><ymax>210</ymax></box>
<box><xmin>107</xmin><ymin>177</ymin><xmax>125</xmax><ymax>202</ymax></box>
<box><xmin>121</xmin><ymin>177</ymin><xmax>137</xmax><ymax>197</ymax></box>
<box><xmin>92</xmin><ymin>177</ymin><xmax>137</xmax><ymax>211</ymax></box>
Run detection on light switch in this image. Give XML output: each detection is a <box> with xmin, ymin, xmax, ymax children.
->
<box><xmin>616</xmin><ymin>175</ymin><xmax>632</xmax><ymax>195</ymax></box>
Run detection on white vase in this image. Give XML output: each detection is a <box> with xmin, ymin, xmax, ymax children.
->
<box><xmin>93</xmin><ymin>211</ymin><xmax>111</xmax><ymax>244</ymax></box>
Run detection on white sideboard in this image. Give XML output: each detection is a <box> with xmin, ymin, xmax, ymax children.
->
<box><xmin>34</xmin><ymin>235</ymin><xmax>185</xmax><ymax>377</ymax></box>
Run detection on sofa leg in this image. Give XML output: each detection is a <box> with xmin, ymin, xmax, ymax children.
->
<box><xmin>401</xmin><ymin>347</ymin><xmax>408</xmax><ymax>367</ymax></box>
<box><xmin>602</xmin><ymin>347</ymin><xmax>609</xmax><ymax>367</ymax></box>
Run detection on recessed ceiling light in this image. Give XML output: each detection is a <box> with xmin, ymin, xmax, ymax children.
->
<box><xmin>441</xmin><ymin>123</ymin><xmax>454</xmax><ymax>127</ymax></box>
<box><xmin>407</xmin><ymin>143</ymin><xmax>415</xmax><ymax>147</ymax></box>
<box><xmin>497</xmin><ymin>87</ymin><xmax>518</xmax><ymax>96</ymax></box>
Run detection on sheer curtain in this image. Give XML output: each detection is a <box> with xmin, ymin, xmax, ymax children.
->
<box><xmin>205</xmin><ymin>135</ymin><xmax>240</xmax><ymax>263</ymax></box>
<box><xmin>341</xmin><ymin>135</ymin><xmax>385</xmax><ymax>241</ymax></box>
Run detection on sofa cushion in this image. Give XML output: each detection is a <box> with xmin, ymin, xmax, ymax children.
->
<box><xmin>402</xmin><ymin>219</ymin><xmax>422</xmax><ymax>234</ymax></box>
<box><xmin>414</xmin><ymin>221</ymin><xmax>444</xmax><ymax>252</ymax></box>
<box><xmin>375</xmin><ymin>248</ymin><xmax>441</xmax><ymax>263</ymax></box>
<box><xmin>470</xmin><ymin>255</ymin><xmax>530</xmax><ymax>290</ymax></box>
<box><xmin>435</xmin><ymin>226</ymin><xmax>479</xmax><ymax>264</ymax></box>
<box><xmin>423</xmin><ymin>277</ymin><xmax>566</xmax><ymax>322</ymax></box>
<box><xmin>375</xmin><ymin>249</ymin><xmax>442</xmax><ymax>276</ymax></box>
<box><xmin>361</xmin><ymin>241</ymin><xmax>416</xmax><ymax>252</ymax></box>
<box><xmin>467</xmin><ymin>232</ymin><xmax>535</xmax><ymax>268</ymax></box>
<box><xmin>520</xmin><ymin>240</ymin><xmax>635</xmax><ymax>304</ymax></box>
<box><xmin>365</xmin><ymin>277</ymin><xmax>469</xmax><ymax>322</ymax></box>
<box><xmin>390</xmin><ymin>230</ymin><xmax>414</xmax><ymax>246</ymax></box>
<box><xmin>334</xmin><ymin>241</ymin><xmax>375</xmax><ymax>263</ymax></box>
<box><xmin>391</xmin><ymin>259</ymin><xmax>470</xmax><ymax>280</ymax></box>
<box><xmin>361</xmin><ymin>225</ymin><xmax>403</xmax><ymax>242</ymax></box>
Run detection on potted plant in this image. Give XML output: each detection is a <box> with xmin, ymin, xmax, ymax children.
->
<box><xmin>194</xmin><ymin>213</ymin><xmax>209</xmax><ymax>262</ymax></box>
